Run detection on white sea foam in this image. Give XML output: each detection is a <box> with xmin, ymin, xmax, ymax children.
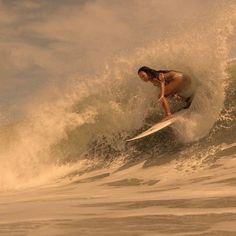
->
<box><xmin>0</xmin><ymin>1</ymin><xmax>235</xmax><ymax>190</ymax></box>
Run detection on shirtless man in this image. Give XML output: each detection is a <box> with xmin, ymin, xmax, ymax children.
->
<box><xmin>138</xmin><ymin>66</ymin><xmax>195</xmax><ymax>120</ymax></box>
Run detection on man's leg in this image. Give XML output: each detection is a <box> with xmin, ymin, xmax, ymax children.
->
<box><xmin>160</xmin><ymin>97</ymin><xmax>172</xmax><ymax>117</ymax></box>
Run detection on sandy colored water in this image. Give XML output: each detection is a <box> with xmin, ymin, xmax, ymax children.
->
<box><xmin>0</xmin><ymin>154</ymin><xmax>236</xmax><ymax>236</ymax></box>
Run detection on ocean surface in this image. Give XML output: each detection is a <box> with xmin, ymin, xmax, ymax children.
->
<box><xmin>0</xmin><ymin>1</ymin><xmax>236</xmax><ymax>235</ymax></box>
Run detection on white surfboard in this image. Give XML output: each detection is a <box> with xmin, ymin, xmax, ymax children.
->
<box><xmin>126</xmin><ymin>110</ymin><xmax>186</xmax><ymax>142</ymax></box>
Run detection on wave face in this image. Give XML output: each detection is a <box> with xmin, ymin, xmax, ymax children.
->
<box><xmin>0</xmin><ymin>1</ymin><xmax>235</xmax><ymax>190</ymax></box>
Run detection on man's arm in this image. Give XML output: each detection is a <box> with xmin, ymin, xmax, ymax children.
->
<box><xmin>158</xmin><ymin>73</ymin><xmax>165</xmax><ymax>98</ymax></box>
<box><xmin>158</xmin><ymin>73</ymin><xmax>171</xmax><ymax>117</ymax></box>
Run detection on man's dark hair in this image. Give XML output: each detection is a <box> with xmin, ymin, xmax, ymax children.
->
<box><xmin>138</xmin><ymin>66</ymin><xmax>158</xmax><ymax>79</ymax></box>
<box><xmin>138</xmin><ymin>66</ymin><xmax>171</xmax><ymax>80</ymax></box>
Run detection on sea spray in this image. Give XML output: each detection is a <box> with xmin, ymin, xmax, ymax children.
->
<box><xmin>0</xmin><ymin>0</ymin><xmax>235</xmax><ymax>190</ymax></box>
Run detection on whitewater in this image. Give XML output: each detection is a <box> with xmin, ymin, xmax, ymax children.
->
<box><xmin>0</xmin><ymin>1</ymin><xmax>236</xmax><ymax>235</ymax></box>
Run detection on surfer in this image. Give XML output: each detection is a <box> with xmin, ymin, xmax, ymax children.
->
<box><xmin>138</xmin><ymin>66</ymin><xmax>195</xmax><ymax>120</ymax></box>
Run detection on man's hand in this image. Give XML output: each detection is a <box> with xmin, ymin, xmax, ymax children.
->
<box><xmin>158</xmin><ymin>95</ymin><xmax>165</xmax><ymax>102</ymax></box>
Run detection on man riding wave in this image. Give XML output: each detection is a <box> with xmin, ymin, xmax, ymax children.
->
<box><xmin>138</xmin><ymin>66</ymin><xmax>195</xmax><ymax>120</ymax></box>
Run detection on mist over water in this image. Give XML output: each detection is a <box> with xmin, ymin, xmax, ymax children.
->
<box><xmin>0</xmin><ymin>0</ymin><xmax>235</xmax><ymax>191</ymax></box>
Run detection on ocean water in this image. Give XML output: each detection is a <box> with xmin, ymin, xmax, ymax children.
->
<box><xmin>0</xmin><ymin>1</ymin><xmax>236</xmax><ymax>235</ymax></box>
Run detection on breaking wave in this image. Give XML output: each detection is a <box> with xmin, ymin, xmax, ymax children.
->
<box><xmin>0</xmin><ymin>1</ymin><xmax>235</xmax><ymax>190</ymax></box>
